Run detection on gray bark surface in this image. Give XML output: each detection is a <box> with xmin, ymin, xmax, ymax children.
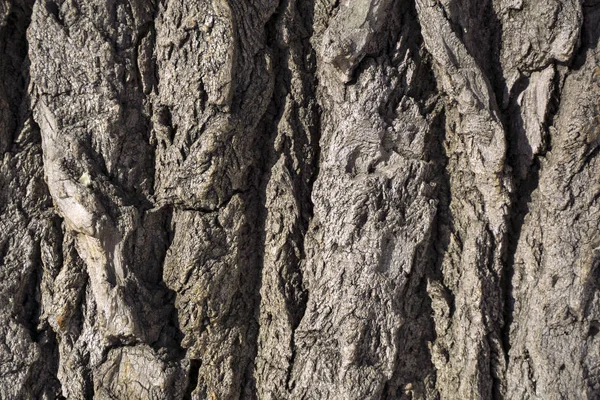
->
<box><xmin>0</xmin><ymin>0</ymin><xmax>598</xmax><ymax>398</ymax></box>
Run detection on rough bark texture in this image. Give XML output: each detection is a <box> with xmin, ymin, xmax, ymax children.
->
<box><xmin>0</xmin><ymin>0</ymin><xmax>599</xmax><ymax>399</ymax></box>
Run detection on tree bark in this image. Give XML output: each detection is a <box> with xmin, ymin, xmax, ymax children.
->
<box><xmin>0</xmin><ymin>0</ymin><xmax>598</xmax><ymax>398</ymax></box>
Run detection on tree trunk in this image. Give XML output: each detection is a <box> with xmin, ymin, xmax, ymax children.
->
<box><xmin>1</xmin><ymin>0</ymin><xmax>598</xmax><ymax>398</ymax></box>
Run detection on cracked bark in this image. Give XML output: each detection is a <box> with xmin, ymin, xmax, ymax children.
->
<box><xmin>1</xmin><ymin>0</ymin><xmax>599</xmax><ymax>399</ymax></box>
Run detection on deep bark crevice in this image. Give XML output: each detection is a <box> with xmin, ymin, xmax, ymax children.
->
<box><xmin>183</xmin><ymin>359</ymin><xmax>201</xmax><ymax>400</ymax></box>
